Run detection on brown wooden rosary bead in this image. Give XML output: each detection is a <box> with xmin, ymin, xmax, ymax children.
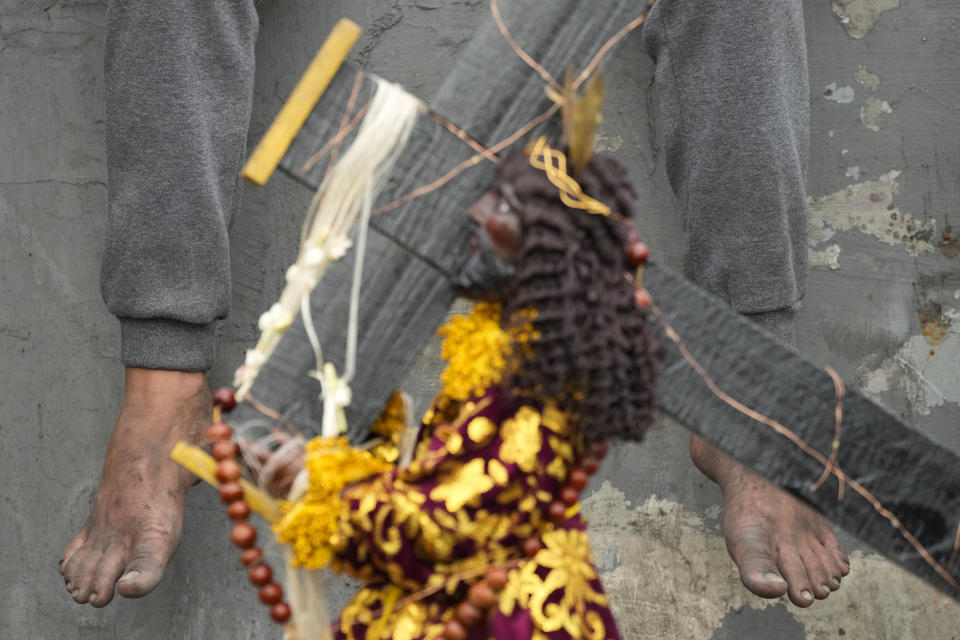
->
<box><xmin>211</xmin><ymin>439</ymin><xmax>240</xmax><ymax>461</ymax></box>
<box><xmin>634</xmin><ymin>288</ymin><xmax>652</xmax><ymax>309</ymax></box>
<box><xmin>522</xmin><ymin>537</ymin><xmax>542</xmax><ymax>557</ymax></box>
<box><xmin>227</xmin><ymin>500</ymin><xmax>251</xmax><ymax>521</ymax></box>
<box><xmin>231</xmin><ymin>523</ymin><xmax>257</xmax><ymax>549</ymax></box>
<box><xmin>484</xmin><ymin>566</ymin><xmax>509</xmax><ymax>591</ymax></box>
<box><xmin>206</xmin><ymin>422</ymin><xmax>233</xmax><ymax>442</ymax></box>
<box><xmin>467</xmin><ymin>581</ymin><xmax>497</xmax><ymax>609</ymax></box>
<box><xmin>548</xmin><ymin>500</ymin><xmax>568</xmax><ymax>523</ymax></box>
<box><xmin>249</xmin><ymin>563</ymin><xmax>273</xmax><ymax>586</ymax></box>
<box><xmin>240</xmin><ymin>547</ymin><xmax>263</xmax><ymax>566</ymax></box>
<box><xmin>219</xmin><ymin>481</ymin><xmax>244</xmax><ymax>503</ymax></box>
<box><xmin>215</xmin><ymin>459</ymin><xmax>243</xmax><ymax>483</ymax></box>
<box><xmin>455</xmin><ymin>601</ymin><xmax>483</xmax><ymax>627</ymax></box>
<box><xmin>581</xmin><ymin>455</ymin><xmax>600</xmax><ymax>475</ymax></box>
<box><xmin>559</xmin><ymin>485</ymin><xmax>579</xmax><ymax>507</ymax></box>
<box><xmin>270</xmin><ymin>602</ymin><xmax>292</xmax><ymax>624</ymax></box>
<box><xmin>589</xmin><ymin>440</ymin><xmax>608</xmax><ymax>460</ymax></box>
<box><xmin>212</xmin><ymin>386</ymin><xmax>237</xmax><ymax>411</ymax></box>
<box><xmin>567</xmin><ymin>468</ymin><xmax>589</xmax><ymax>491</ymax></box>
<box><xmin>258</xmin><ymin>582</ymin><xmax>283</xmax><ymax>605</ymax></box>
<box><xmin>442</xmin><ymin>619</ymin><xmax>468</xmax><ymax>640</ymax></box>
<box><xmin>625</xmin><ymin>240</ymin><xmax>650</xmax><ymax>267</ymax></box>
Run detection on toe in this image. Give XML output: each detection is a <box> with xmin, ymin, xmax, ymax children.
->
<box><xmin>814</xmin><ymin>541</ymin><xmax>846</xmax><ymax>590</ymax></box>
<box><xmin>116</xmin><ymin>541</ymin><xmax>170</xmax><ymax>599</ymax></box>
<box><xmin>89</xmin><ymin>550</ymin><xmax>129</xmax><ymax>608</ymax></box>
<box><xmin>776</xmin><ymin>548</ymin><xmax>815</xmax><ymax>607</ymax></box>
<box><xmin>727</xmin><ymin>528</ymin><xmax>788</xmax><ymax>599</ymax></box>
<box><xmin>737</xmin><ymin>555</ymin><xmax>789</xmax><ymax>599</ymax></box>
<box><xmin>117</xmin><ymin>566</ymin><xmax>165</xmax><ymax>599</ymax></box>
<box><xmin>801</xmin><ymin>551</ymin><xmax>832</xmax><ymax>600</ymax></box>
<box><xmin>69</xmin><ymin>553</ymin><xmax>98</xmax><ymax>605</ymax></box>
<box><xmin>61</xmin><ymin>527</ymin><xmax>89</xmax><ymax>576</ymax></box>
<box><xmin>62</xmin><ymin>543</ymin><xmax>95</xmax><ymax>602</ymax></box>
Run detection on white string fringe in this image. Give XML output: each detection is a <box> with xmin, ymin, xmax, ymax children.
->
<box><xmin>234</xmin><ymin>78</ymin><xmax>420</xmax><ymax>640</ymax></box>
<box><xmin>236</xmin><ymin>78</ymin><xmax>421</xmax><ymax>402</ymax></box>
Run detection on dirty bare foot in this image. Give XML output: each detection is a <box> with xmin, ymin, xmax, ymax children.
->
<box><xmin>60</xmin><ymin>368</ymin><xmax>210</xmax><ymax>607</ymax></box>
<box><xmin>690</xmin><ymin>436</ymin><xmax>850</xmax><ymax>607</ymax></box>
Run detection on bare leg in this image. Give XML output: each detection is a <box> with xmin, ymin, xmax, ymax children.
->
<box><xmin>690</xmin><ymin>435</ymin><xmax>850</xmax><ymax>607</ymax></box>
<box><xmin>60</xmin><ymin>369</ymin><xmax>210</xmax><ymax>607</ymax></box>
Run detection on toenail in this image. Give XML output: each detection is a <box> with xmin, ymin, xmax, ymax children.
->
<box><xmin>831</xmin><ymin>577</ymin><xmax>841</xmax><ymax>587</ymax></box>
<box><xmin>90</xmin><ymin>592</ymin><xmax>98</xmax><ymax>602</ymax></box>
<box><xmin>800</xmin><ymin>590</ymin><xmax>813</xmax><ymax>601</ymax></box>
<box><xmin>820</xmin><ymin>584</ymin><xmax>830</xmax><ymax>593</ymax></box>
<box><xmin>119</xmin><ymin>570</ymin><xmax>141</xmax><ymax>582</ymax></box>
<box><xmin>763</xmin><ymin>572</ymin><xmax>786</xmax><ymax>585</ymax></box>
<box><xmin>72</xmin><ymin>588</ymin><xmax>80</xmax><ymax>597</ymax></box>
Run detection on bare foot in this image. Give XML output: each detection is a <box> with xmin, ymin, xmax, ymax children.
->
<box><xmin>690</xmin><ymin>436</ymin><xmax>850</xmax><ymax>607</ymax></box>
<box><xmin>60</xmin><ymin>368</ymin><xmax>210</xmax><ymax>607</ymax></box>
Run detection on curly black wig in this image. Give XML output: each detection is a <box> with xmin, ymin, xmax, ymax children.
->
<box><xmin>498</xmin><ymin>149</ymin><xmax>663</xmax><ymax>442</ymax></box>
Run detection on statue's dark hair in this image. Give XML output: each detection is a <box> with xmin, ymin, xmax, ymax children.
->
<box><xmin>499</xmin><ymin>150</ymin><xmax>662</xmax><ymax>441</ymax></box>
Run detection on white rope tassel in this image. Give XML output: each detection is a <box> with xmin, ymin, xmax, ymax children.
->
<box><xmin>237</xmin><ymin>79</ymin><xmax>421</xmax><ymax>399</ymax></box>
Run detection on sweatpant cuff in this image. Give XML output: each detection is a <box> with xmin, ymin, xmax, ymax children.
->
<box><xmin>120</xmin><ymin>318</ymin><xmax>217</xmax><ymax>371</ymax></box>
<box><xmin>743</xmin><ymin>307</ymin><xmax>799</xmax><ymax>348</ymax></box>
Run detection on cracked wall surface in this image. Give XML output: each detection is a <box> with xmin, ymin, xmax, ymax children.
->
<box><xmin>2</xmin><ymin>1</ymin><xmax>959</xmax><ymax>639</ymax></box>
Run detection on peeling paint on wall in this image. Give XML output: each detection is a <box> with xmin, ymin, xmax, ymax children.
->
<box><xmin>833</xmin><ymin>0</ymin><xmax>901</xmax><ymax>39</ymax></box>
<box><xmin>807</xmin><ymin>170</ymin><xmax>936</xmax><ymax>256</ymax></box>
<box><xmin>809</xmin><ymin>244</ymin><xmax>842</xmax><ymax>270</ymax></box>
<box><xmin>859</xmin><ymin>303</ymin><xmax>960</xmax><ymax>414</ymax></box>
<box><xmin>824</xmin><ymin>82</ymin><xmax>855</xmax><ymax>104</ymax></box>
<box><xmin>581</xmin><ymin>482</ymin><xmax>960</xmax><ymax>639</ymax></box>
<box><xmin>856</xmin><ymin>65</ymin><xmax>881</xmax><ymax>90</ymax></box>
<box><xmin>861</xmin><ymin>96</ymin><xmax>893</xmax><ymax>131</ymax></box>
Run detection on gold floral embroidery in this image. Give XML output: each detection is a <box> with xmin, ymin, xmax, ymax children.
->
<box><xmin>429</xmin><ymin>458</ymin><xmax>495</xmax><ymax>511</ymax></box>
<box><xmin>546</xmin><ymin>455</ymin><xmax>568</xmax><ymax>481</ymax></box>
<box><xmin>467</xmin><ymin>415</ymin><xmax>496</xmax><ymax>444</ymax></box>
<box><xmin>496</xmin><ymin>481</ymin><xmax>524</xmax><ymax>505</ymax></box>
<box><xmin>445</xmin><ymin>431</ymin><xmax>464</xmax><ymax>455</ymax></box>
<box><xmin>488</xmin><ymin>458</ymin><xmax>509</xmax><ymax>485</ymax></box>
<box><xmin>497</xmin><ymin>530</ymin><xmax>608</xmax><ymax>638</ymax></box>
<box><xmin>541</xmin><ymin>400</ymin><xmax>569</xmax><ymax>434</ymax></box>
<box><xmin>392</xmin><ymin>601</ymin><xmax>431</xmax><ymax>640</ymax></box>
<box><xmin>500</xmin><ymin>405</ymin><xmax>542</xmax><ymax>472</ymax></box>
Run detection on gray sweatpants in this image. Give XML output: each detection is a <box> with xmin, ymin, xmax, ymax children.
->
<box><xmin>99</xmin><ymin>0</ymin><xmax>807</xmax><ymax>371</ymax></box>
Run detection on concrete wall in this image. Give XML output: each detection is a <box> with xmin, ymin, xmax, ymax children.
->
<box><xmin>2</xmin><ymin>0</ymin><xmax>958</xmax><ymax>638</ymax></box>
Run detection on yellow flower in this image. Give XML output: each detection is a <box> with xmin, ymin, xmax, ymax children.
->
<box><xmin>436</xmin><ymin>302</ymin><xmax>538</xmax><ymax>401</ymax></box>
<box><xmin>272</xmin><ymin>437</ymin><xmax>391</xmax><ymax>569</ymax></box>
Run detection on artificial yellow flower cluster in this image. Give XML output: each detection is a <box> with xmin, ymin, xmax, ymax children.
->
<box><xmin>273</xmin><ymin>437</ymin><xmax>391</xmax><ymax>568</ymax></box>
<box><xmin>437</xmin><ymin>303</ymin><xmax>539</xmax><ymax>402</ymax></box>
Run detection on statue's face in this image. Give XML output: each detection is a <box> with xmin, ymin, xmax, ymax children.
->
<box><xmin>452</xmin><ymin>187</ymin><xmax>522</xmax><ymax>299</ymax></box>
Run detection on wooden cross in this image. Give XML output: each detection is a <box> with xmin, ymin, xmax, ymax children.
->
<box><xmin>225</xmin><ymin>4</ymin><xmax>960</xmax><ymax>601</ymax></box>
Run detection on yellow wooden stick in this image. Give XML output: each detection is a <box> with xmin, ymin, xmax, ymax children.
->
<box><xmin>171</xmin><ymin>441</ymin><xmax>284</xmax><ymax>523</ymax></box>
<box><xmin>242</xmin><ymin>18</ymin><xmax>362</xmax><ymax>185</ymax></box>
